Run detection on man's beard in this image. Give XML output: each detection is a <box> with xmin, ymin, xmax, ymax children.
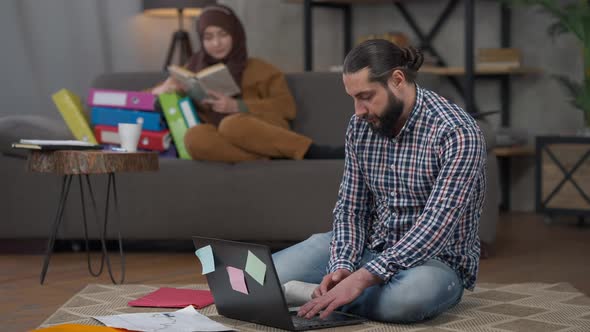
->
<box><xmin>368</xmin><ymin>90</ymin><xmax>404</xmax><ymax>139</ymax></box>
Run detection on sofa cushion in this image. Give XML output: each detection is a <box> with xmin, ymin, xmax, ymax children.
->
<box><xmin>476</xmin><ymin>119</ymin><xmax>496</xmax><ymax>150</ymax></box>
<box><xmin>91</xmin><ymin>72</ymin><xmax>167</xmax><ymax>91</ymax></box>
<box><xmin>286</xmin><ymin>72</ymin><xmax>353</xmax><ymax>146</ymax></box>
<box><xmin>0</xmin><ymin>115</ymin><xmax>70</xmax><ymax>156</ymax></box>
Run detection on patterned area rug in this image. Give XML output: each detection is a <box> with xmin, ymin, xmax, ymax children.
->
<box><xmin>40</xmin><ymin>283</ymin><xmax>590</xmax><ymax>331</ymax></box>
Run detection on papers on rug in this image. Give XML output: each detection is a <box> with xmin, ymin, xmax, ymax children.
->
<box><xmin>128</xmin><ymin>287</ymin><xmax>214</xmax><ymax>308</ymax></box>
<box><xmin>93</xmin><ymin>305</ymin><xmax>234</xmax><ymax>332</ymax></box>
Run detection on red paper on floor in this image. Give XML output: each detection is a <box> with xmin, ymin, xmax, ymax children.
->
<box><xmin>31</xmin><ymin>324</ymin><xmax>126</xmax><ymax>331</ymax></box>
<box><xmin>128</xmin><ymin>287</ymin><xmax>214</xmax><ymax>308</ymax></box>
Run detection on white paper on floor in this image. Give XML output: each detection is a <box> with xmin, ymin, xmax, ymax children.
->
<box><xmin>93</xmin><ymin>305</ymin><xmax>234</xmax><ymax>332</ymax></box>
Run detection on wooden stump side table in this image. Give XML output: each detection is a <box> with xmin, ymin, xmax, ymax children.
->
<box><xmin>27</xmin><ymin>150</ymin><xmax>159</xmax><ymax>284</ymax></box>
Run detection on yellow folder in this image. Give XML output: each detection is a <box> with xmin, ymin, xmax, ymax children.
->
<box><xmin>52</xmin><ymin>89</ymin><xmax>98</xmax><ymax>144</ymax></box>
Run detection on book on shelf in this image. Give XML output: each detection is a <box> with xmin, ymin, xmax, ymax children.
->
<box><xmin>12</xmin><ymin>139</ymin><xmax>102</xmax><ymax>151</ymax></box>
<box><xmin>476</xmin><ymin>48</ymin><xmax>521</xmax><ymax>70</ymax></box>
<box><xmin>52</xmin><ymin>89</ymin><xmax>98</xmax><ymax>144</ymax></box>
<box><xmin>477</xmin><ymin>48</ymin><xmax>521</xmax><ymax>61</ymax></box>
<box><xmin>476</xmin><ymin>62</ymin><xmax>522</xmax><ymax>70</ymax></box>
<box><xmin>168</xmin><ymin>63</ymin><xmax>241</xmax><ymax>101</ymax></box>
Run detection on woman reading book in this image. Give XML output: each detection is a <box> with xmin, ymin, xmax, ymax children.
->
<box><xmin>152</xmin><ymin>4</ymin><xmax>341</xmax><ymax>162</ymax></box>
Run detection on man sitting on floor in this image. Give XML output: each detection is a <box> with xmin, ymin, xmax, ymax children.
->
<box><xmin>273</xmin><ymin>39</ymin><xmax>487</xmax><ymax>323</ymax></box>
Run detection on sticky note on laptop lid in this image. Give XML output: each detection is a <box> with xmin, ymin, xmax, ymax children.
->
<box><xmin>245</xmin><ymin>250</ymin><xmax>266</xmax><ymax>285</ymax></box>
<box><xmin>195</xmin><ymin>245</ymin><xmax>215</xmax><ymax>275</ymax></box>
<box><xmin>227</xmin><ymin>266</ymin><xmax>249</xmax><ymax>295</ymax></box>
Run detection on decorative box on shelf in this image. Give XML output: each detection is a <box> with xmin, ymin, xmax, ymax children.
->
<box><xmin>535</xmin><ymin>135</ymin><xmax>590</xmax><ymax>224</ymax></box>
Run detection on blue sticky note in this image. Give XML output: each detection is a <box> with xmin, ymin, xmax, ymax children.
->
<box><xmin>194</xmin><ymin>245</ymin><xmax>215</xmax><ymax>275</ymax></box>
<box><xmin>245</xmin><ymin>250</ymin><xmax>266</xmax><ymax>285</ymax></box>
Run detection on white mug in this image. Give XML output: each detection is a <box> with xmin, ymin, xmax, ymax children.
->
<box><xmin>118</xmin><ymin>123</ymin><xmax>142</xmax><ymax>152</ymax></box>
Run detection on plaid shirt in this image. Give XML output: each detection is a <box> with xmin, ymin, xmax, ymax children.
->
<box><xmin>329</xmin><ymin>85</ymin><xmax>486</xmax><ymax>290</ymax></box>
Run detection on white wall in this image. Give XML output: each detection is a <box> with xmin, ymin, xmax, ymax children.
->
<box><xmin>0</xmin><ymin>0</ymin><xmax>583</xmax><ymax>211</ymax></box>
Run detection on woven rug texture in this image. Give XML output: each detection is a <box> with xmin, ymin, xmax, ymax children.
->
<box><xmin>39</xmin><ymin>282</ymin><xmax>590</xmax><ymax>331</ymax></box>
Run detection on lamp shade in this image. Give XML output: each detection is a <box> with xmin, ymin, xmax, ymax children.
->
<box><xmin>143</xmin><ymin>0</ymin><xmax>217</xmax><ymax>17</ymax></box>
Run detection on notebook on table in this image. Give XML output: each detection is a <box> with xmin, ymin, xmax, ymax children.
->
<box><xmin>11</xmin><ymin>139</ymin><xmax>102</xmax><ymax>151</ymax></box>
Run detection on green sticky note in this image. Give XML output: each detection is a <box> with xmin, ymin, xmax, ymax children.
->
<box><xmin>245</xmin><ymin>250</ymin><xmax>266</xmax><ymax>285</ymax></box>
<box><xmin>195</xmin><ymin>245</ymin><xmax>215</xmax><ymax>275</ymax></box>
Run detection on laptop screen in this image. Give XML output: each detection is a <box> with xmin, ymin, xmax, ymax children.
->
<box><xmin>192</xmin><ymin>236</ymin><xmax>296</xmax><ymax>330</ymax></box>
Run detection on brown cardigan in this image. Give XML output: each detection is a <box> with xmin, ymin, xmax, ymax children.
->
<box><xmin>197</xmin><ymin>58</ymin><xmax>297</xmax><ymax>128</ymax></box>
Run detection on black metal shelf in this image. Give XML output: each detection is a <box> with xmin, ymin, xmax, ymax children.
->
<box><xmin>300</xmin><ymin>0</ymin><xmax>529</xmax><ymax>210</ymax></box>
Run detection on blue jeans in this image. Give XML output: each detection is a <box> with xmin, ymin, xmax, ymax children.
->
<box><xmin>272</xmin><ymin>232</ymin><xmax>464</xmax><ymax>323</ymax></box>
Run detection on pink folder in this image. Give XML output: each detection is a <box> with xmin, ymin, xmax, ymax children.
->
<box><xmin>128</xmin><ymin>287</ymin><xmax>214</xmax><ymax>308</ymax></box>
<box><xmin>88</xmin><ymin>88</ymin><xmax>156</xmax><ymax>111</ymax></box>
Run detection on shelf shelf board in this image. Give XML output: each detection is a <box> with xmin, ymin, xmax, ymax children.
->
<box><xmin>494</xmin><ymin>146</ymin><xmax>535</xmax><ymax>157</ymax></box>
<box><xmin>420</xmin><ymin>65</ymin><xmax>542</xmax><ymax>76</ymax></box>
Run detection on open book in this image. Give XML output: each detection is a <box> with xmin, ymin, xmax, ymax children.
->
<box><xmin>168</xmin><ymin>63</ymin><xmax>241</xmax><ymax>101</ymax></box>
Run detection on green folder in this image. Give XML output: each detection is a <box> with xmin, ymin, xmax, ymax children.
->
<box><xmin>158</xmin><ymin>93</ymin><xmax>191</xmax><ymax>160</ymax></box>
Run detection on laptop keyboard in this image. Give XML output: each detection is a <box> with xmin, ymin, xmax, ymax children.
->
<box><xmin>291</xmin><ymin>313</ymin><xmax>335</xmax><ymax>329</ymax></box>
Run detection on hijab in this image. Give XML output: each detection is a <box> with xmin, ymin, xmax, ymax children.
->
<box><xmin>185</xmin><ymin>4</ymin><xmax>247</xmax><ymax>85</ymax></box>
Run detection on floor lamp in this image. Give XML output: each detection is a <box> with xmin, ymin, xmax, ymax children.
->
<box><xmin>143</xmin><ymin>0</ymin><xmax>217</xmax><ymax>71</ymax></box>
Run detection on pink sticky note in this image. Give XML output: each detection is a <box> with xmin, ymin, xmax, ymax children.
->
<box><xmin>227</xmin><ymin>266</ymin><xmax>249</xmax><ymax>295</ymax></box>
<box><xmin>128</xmin><ymin>287</ymin><xmax>214</xmax><ymax>308</ymax></box>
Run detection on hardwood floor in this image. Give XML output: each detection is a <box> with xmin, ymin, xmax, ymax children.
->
<box><xmin>478</xmin><ymin>212</ymin><xmax>589</xmax><ymax>293</ymax></box>
<box><xmin>1</xmin><ymin>212</ymin><xmax>588</xmax><ymax>331</ymax></box>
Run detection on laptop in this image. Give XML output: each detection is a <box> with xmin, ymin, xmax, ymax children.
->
<box><xmin>192</xmin><ymin>236</ymin><xmax>367</xmax><ymax>331</ymax></box>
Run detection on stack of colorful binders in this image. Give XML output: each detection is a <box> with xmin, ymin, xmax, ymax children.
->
<box><xmin>88</xmin><ymin>89</ymin><xmax>172</xmax><ymax>153</ymax></box>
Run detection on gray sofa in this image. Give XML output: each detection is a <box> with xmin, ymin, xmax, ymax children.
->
<box><xmin>0</xmin><ymin>72</ymin><xmax>498</xmax><ymax>246</ymax></box>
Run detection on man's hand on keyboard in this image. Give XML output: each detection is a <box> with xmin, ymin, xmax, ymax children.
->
<box><xmin>312</xmin><ymin>269</ymin><xmax>351</xmax><ymax>298</ymax></box>
<box><xmin>298</xmin><ymin>268</ymin><xmax>382</xmax><ymax>319</ymax></box>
